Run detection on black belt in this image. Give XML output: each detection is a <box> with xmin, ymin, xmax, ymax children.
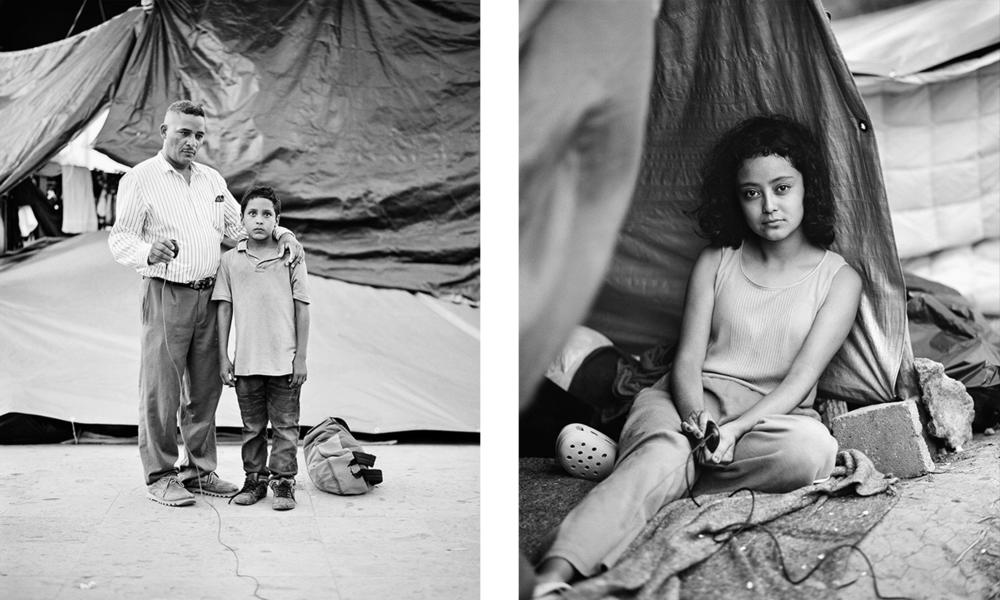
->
<box><xmin>152</xmin><ymin>276</ymin><xmax>216</xmax><ymax>290</ymax></box>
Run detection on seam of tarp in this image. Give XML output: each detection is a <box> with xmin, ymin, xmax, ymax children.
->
<box><xmin>414</xmin><ymin>293</ymin><xmax>480</xmax><ymax>341</ymax></box>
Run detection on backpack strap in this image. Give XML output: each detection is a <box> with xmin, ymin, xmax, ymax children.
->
<box><xmin>361</xmin><ymin>469</ymin><xmax>383</xmax><ymax>486</ymax></box>
<box><xmin>347</xmin><ymin>450</ymin><xmax>382</xmax><ymax>486</ymax></box>
<box><xmin>351</xmin><ymin>451</ymin><xmax>376</xmax><ymax>468</ymax></box>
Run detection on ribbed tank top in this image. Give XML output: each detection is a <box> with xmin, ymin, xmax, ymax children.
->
<box><xmin>701</xmin><ymin>245</ymin><xmax>848</xmax><ymax>405</ymax></box>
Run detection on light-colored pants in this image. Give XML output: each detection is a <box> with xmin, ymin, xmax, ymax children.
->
<box><xmin>543</xmin><ymin>374</ymin><xmax>837</xmax><ymax>577</ymax></box>
<box><xmin>138</xmin><ymin>278</ymin><xmax>222</xmax><ymax>485</ymax></box>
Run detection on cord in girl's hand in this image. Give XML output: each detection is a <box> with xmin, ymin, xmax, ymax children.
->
<box><xmin>681</xmin><ymin>410</ymin><xmax>720</xmax><ymax>452</ymax></box>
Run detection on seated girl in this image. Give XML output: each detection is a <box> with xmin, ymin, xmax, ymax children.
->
<box><xmin>533</xmin><ymin>114</ymin><xmax>863</xmax><ymax>598</ymax></box>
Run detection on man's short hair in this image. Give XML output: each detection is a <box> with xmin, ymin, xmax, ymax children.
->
<box><xmin>166</xmin><ymin>100</ymin><xmax>205</xmax><ymax>118</ymax></box>
<box><xmin>241</xmin><ymin>186</ymin><xmax>281</xmax><ymax>216</ymax></box>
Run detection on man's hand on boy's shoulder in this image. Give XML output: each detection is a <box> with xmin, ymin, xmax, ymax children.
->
<box><xmin>277</xmin><ymin>233</ymin><xmax>304</xmax><ymax>268</ymax></box>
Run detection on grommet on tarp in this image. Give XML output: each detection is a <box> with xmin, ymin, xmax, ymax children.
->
<box><xmin>858</xmin><ymin>120</ymin><xmax>869</xmax><ymax>132</ymax></box>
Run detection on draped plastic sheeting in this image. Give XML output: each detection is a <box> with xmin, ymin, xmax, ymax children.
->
<box><xmin>584</xmin><ymin>0</ymin><xmax>917</xmax><ymax>404</ymax></box>
<box><xmin>1</xmin><ymin>1</ymin><xmax>480</xmax><ymax>300</ymax></box>
<box><xmin>94</xmin><ymin>0</ymin><xmax>480</xmax><ymax>299</ymax></box>
<box><xmin>832</xmin><ymin>0</ymin><xmax>1000</xmax><ymax>77</ymax></box>
<box><xmin>0</xmin><ymin>9</ymin><xmax>142</xmax><ymax>194</ymax></box>
<box><xmin>832</xmin><ymin>1</ymin><xmax>1000</xmax><ymax>317</ymax></box>
<box><xmin>0</xmin><ymin>232</ymin><xmax>479</xmax><ymax>434</ymax></box>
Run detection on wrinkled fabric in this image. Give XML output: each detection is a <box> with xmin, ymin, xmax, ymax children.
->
<box><xmin>905</xmin><ymin>271</ymin><xmax>1000</xmax><ymax>430</ymax></box>
<box><xmin>583</xmin><ymin>0</ymin><xmax>917</xmax><ymax>404</ymax></box>
<box><xmin>0</xmin><ymin>9</ymin><xmax>142</xmax><ymax>195</ymax></box>
<box><xmin>1</xmin><ymin>1</ymin><xmax>479</xmax><ymax>299</ymax></box>
<box><xmin>566</xmin><ymin>449</ymin><xmax>897</xmax><ymax>600</ymax></box>
<box><xmin>519</xmin><ymin>0</ymin><xmax>657</xmax><ymax>407</ymax></box>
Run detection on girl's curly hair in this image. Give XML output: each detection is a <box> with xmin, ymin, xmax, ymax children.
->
<box><xmin>694</xmin><ymin>114</ymin><xmax>836</xmax><ymax>249</ymax></box>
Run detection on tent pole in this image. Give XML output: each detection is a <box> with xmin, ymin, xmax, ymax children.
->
<box><xmin>65</xmin><ymin>0</ymin><xmax>90</xmax><ymax>39</ymax></box>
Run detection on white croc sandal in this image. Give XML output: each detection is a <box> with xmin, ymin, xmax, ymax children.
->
<box><xmin>556</xmin><ymin>423</ymin><xmax>617</xmax><ymax>481</ymax></box>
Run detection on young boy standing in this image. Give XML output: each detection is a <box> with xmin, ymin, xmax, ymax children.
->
<box><xmin>213</xmin><ymin>186</ymin><xmax>311</xmax><ymax>511</ymax></box>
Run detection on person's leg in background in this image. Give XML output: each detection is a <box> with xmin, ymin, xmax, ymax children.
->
<box><xmin>519</xmin><ymin>1</ymin><xmax>660</xmax><ymax>596</ymax></box>
<box><xmin>519</xmin><ymin>0</ymin><xmax>657</xmax><ymax>413</ymax></box>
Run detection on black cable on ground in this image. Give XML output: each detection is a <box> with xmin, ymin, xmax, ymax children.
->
<box><xmin>161</xmin><ymin>271</ymin><xmax>269</xmax><ymax>600</ymax></box>
<box><xmin>683</xmin><ymin>461</ymin><xmax>913</xmax><ymax>600</ymax></box>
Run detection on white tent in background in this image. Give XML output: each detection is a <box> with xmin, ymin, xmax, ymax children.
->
<box><xmin>50</xmin><ymin>107</ymin><xmax>130</xmax><ymax>175</ymax></box>
<box><xmin>0</xmin><ymin>232</ymin><xmax>480</xmax><ymax>434</ymax></box>
<box><xmin>46</xmin><ymin>107</ymin><xmax>131</xmax><ymax>234</ymax></box>
<box><xmin>833</xmin><ymin>0</ymin><xmax>1000</xmax><ymax>316</ymax></box>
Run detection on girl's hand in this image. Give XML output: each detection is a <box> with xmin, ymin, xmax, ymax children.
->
<box><xmin>682</xmin><ymin>410</ymin><xmax>722</xmax><ymax>464</ymax></box>
<box><xmin>706</xmin><ymin>422</ymin><xmax>742</xmax><ymax>465</ymax></box>
<box><xmin>220</xmin><ymin>357</ymin><xmax>236</xmax><ymax>387</ymax></box>
<box><xmin>290</xmin><ymin>356</ymin><xmax>307</xmax><ymax>387</ymax></box>
<box><xmin>681</xmin><ymin>410</ymin><xmax>710</xmax><ymax>442</ymax></box>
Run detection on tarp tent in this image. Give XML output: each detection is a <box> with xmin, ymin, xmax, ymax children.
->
<box><xmin>832</xmin><ymin>0</ymin><xmax>1000</xmax><ymax>317</ymax></box>
<box><xmin>0</xmin><ymin>0</ymin><xmax>480</xmax><ymax>435</ymax></box>
<box><xmin>0</xmin><ymin>232</ymin><xmax>479</xmax><ymax>433</ymax></box>
<box><xmin>1</xmin><ymin>0</ymin><xmax>480</xmax><ymax>300</ymax></box>
<box><xmin>522</xmin><ymin>0</ymin><xmax>919</xmax><ymax>408</ymax></box>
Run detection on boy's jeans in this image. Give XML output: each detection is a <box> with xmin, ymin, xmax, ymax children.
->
<box><xmin>235</xmin><ymin>375</ymin><xmax>301</xmax><ymax>479</ymax></box>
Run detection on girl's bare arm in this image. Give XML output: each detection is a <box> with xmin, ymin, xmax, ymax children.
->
<box><xmin>670</xmin><ymin>247</ymin><xmax>722</xmax><ymax>424</ymax></box>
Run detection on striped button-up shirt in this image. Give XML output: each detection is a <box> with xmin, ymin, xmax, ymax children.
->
<box><xmin>110</xmin><ymin>152</ymin><xmax>274</xmax><ymax>282</ymax></box>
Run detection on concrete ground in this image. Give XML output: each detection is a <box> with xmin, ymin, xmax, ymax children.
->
<box><xmin>838</xmin><ymin>434</ymin><xmax>1000</xmax><ymax>600</ymax></box>
<box><xmin>0</xmin><ymin>441</ymin><xmax>479</xmax><ymax>600</ymax></box>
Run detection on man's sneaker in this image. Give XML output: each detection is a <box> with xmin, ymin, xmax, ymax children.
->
<box><xmin>270</xmin><ymin>478</ymin><xmax>296</xmax><ymax>511</ymax></box>
<box><xmin>147</xmin><ymin>475</ymin><xmax>195</xmax><ymax>507</ymax></box>
<box><xmin>183</xmin><ymin>472</ymin><xmax>240</xmax><ymax>497</ymax></box>
<box><xmin>230</xmin><ymin>474</ymin><xmax>268</xmax><ymax>506</ymax></box>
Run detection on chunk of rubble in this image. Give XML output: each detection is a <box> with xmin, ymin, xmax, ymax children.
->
<box><xmin>913</xmin><ymin>357</ymin><xmax>974</xmax><ymax>451</ymax></box>
<box><xmin>831</xmin><ymin>400</ymin><xmax>934</xmax><ymax>478</ymax></box>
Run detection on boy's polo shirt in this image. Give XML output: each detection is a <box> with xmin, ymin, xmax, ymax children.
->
<box><xmin>213</xmin><ymin>240</ymin><xmax>310</xmax><ymax>376</ymax></box>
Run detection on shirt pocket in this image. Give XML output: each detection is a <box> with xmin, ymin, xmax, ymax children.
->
<box><xmin>209</xmin><ymin>187</ymin><xmax>227</xmax><ymax>235</ymax></box>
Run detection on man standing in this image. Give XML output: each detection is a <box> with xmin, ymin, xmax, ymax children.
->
<box><xmin>110</xmin><ymin>100</ymin><xmax>303</xmax><ymax>507</ymax></box>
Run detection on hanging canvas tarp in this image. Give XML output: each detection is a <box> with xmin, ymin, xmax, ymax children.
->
<box><xmin>0</xmin><ymin>9</ymin><xmax>142</xmax><ymax>196</ymax></box>
<box><xmin>93</xmin><ymin>0</ymin><xmax>480</xmax><ymax>299</ymax></box>
<box><xmin>581</xmin><ymin>0</ymin><xmax>917</xmax><ymax>404</ymax></box>
<box><xmin>0</xmin><ymin>0</ymin><xmax>480</xmax><ymax>299</ymax></box>
<box><xmin>0</xmin><ymin>232</ymin><xmax>479</xmax><ymax>434</ymax></box>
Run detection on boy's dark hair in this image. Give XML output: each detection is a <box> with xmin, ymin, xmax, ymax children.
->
<box><xmin>166</xmin><ymin>100</ymin><xmax>205</xmax><ymax>118</ymax></box>
<box><xmin>694</xmin><ymin>114</ymin><xmax>835</xmax><ymax>249</ymax></box>
<box><xmin>240</xmin><ymin>186</ymin><xmax>281</xmax><ymax>216</ymax></box>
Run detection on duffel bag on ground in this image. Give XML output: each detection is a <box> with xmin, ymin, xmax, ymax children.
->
<box><xmin>303</xmin><ymin>417</ymin><xmax>383</xmax><ymax>495</ymax></box>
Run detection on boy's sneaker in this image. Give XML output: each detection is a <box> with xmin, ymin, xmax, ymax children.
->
<box><xmin>147</xmin><ymin>475</ymin><xmax>195</xmax><ymax>507</ymax></box>
<box><xmin>270</xmin><ymin>478</ymin><xmax>296</xmax><ymax>511</ymax></box>
<box><xmin>183</xmin><ymin>472</ymin><xmax>239</xmax><ymax>497</ymax></box>
<box><xmin>230</xmin><ymin>474</ymin><xmax>268</xmax><ymax>506</ymax></box>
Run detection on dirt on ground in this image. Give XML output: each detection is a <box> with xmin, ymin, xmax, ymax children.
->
<box><xmin>836</xmin><ymin>434</ymin><xmax>1000</xmax><ymax>600</ymax></box>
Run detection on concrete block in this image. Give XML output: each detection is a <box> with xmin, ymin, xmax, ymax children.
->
<box><xmin>914</xmin><ymin>357</ymin><xmax>974</xmax><ymax>451</ymax></box>
<box><xmin>831</xmin><ymin>400</ymin><xmax>935</xmax><ymax>478</ymax></box>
